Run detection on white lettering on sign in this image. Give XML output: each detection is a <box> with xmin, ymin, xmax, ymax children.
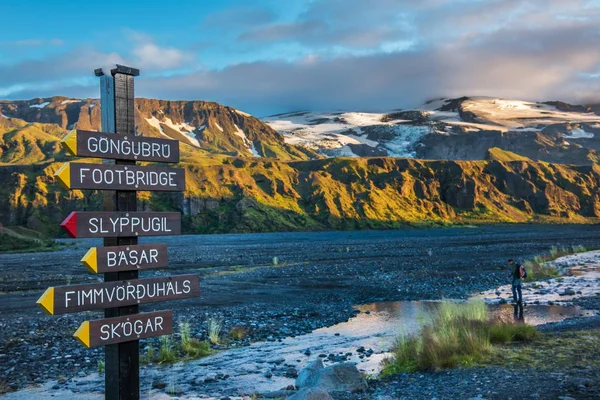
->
<box><xmin>87</xmin><ymin>217</ymin><xmax>172</xmax><ymax>234</ymax></box>
<box><xmin>106</xmin><ymin>248</ymin><xmax>159</xmax><ymax>267</ymax></box>
<box><xmin>62</xmin><ymin>280</ymin><xmax>192</xmax><ymax>309</ymax></box>
<box><xmin>87</xmin><ymin>137</ymin><xmax>171</xmax><ymax>159</ymax></box>
<box><xmin>99</xmin><ymin>316</ymin><xmax>165</xmax><ymax>341</ymax></box>
<box><xmin>78</xmin><ymin>166</ymin><xmax>178</xmax><ymax>188</ymax></box>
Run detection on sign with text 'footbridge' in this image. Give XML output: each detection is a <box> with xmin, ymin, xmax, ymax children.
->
<box><xmin>62</xmin><ymin>130</ymin><xmax>180</xmax><ymax>163</ymax></box>
<box><xmin>55</xmin><ymin>162</ymin><xmax>186</xmax><ymax>191</ymax></box>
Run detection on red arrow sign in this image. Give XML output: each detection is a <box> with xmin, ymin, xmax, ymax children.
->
<box><xmin>60</xmin><ymin>212</ymin><xmax>181</xmax><ymax>238</ymax></box>
<box><xmin>61</xmin><ymin>212</ymin><xmax>78</xmax><ymax>238</ymax></box>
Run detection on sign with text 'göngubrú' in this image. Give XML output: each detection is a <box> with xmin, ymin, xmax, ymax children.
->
<box><xmin>60</xmin><ymin>211</ymin><xmax>181</xmax><ymax>238</ymax></box>
<box><xmin>62</xmin><ymin>130</ymin><xmax>180</xmax><ymax>163</ymax></box>
<box><xmin>81</xmin><ymin>244</ymin><xmax>168</xmax><ymax>273</ymax></box>
<box><xmin>55</xmin><ymin>162</ymin><xmax>186</xmax><ymax>191</ymax></box>
<box><xmin>36</xmin><ymin>274</ymin><xmax>200</xmax><ymax>315</ymax></box>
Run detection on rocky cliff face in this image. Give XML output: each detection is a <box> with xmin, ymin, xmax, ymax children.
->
<box><xmin>2</xmin><ymin>157</ymin><xmax>598</xmax><ymax>235</ymax></box>
<box><xmin>0</xmin><ymin>97</ymin><xmax>318</xmax><ymax>161</ymax></box>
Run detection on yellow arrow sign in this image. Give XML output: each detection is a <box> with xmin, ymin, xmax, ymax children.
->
<box><xmin>54</xmin><ymin>163</ymin><xmax>71</xmax><ymax>190</ymax></box>
<box><xmin>61</xmin><ymin>130</ymin><xmax>77</xmax><ymax>156</ymax></box>
<box><xmin>81</xmin><ymin>247</ymin><xmax>98</xmax><ymax>273</ymax></box>
<box><xmin>36</xmin><ymin>287</ymin><xmax>55</xmax><ymax>315</ymax></box>
<box><xmin>73</xmin><ymin>321</ymin><xmax>91</xmax><ymax>348</ymax></box>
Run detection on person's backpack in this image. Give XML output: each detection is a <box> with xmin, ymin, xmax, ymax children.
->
<box><xmin>519</xmin><ymin>264</ymin><xmax>527</xmax><ymax>279</ymax></box>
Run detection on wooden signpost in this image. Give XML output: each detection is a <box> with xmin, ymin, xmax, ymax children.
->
<box><xmin>36</xmin><ymin>65</ymin><xmax>196</xmax><ymax>400</ymax></box>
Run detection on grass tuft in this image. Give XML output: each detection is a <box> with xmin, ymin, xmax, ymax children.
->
<box><xmin>207</xmin><ymin>318</ymin><xmax>223</xmax><ymax>345</ymax></box>
<box><xmin>524</xmin><ymin>245</ymin><xmax>592</xmax><ymax>280</ymax></box>
<box><xmin>229</xmin><ymin>325</ymin><xmax>250</xmax><ymax>341</ymax></box>
<box><xmin>381</xmin><ymin>301</ymin><xmax>537</xmax><ymax>375</ymax></box>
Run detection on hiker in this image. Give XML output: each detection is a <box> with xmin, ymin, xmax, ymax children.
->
<box><xmin>508</xmin><ymin>259</ymin><xmax>525</xmax><ymax>321</ymax></box>
<box><xmin>507</xmin><ymin>259</ymin><xmax>525</xmax><ymax>303</ymax></box>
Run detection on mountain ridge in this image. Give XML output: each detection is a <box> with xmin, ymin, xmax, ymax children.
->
<box><xmin>262</xmin><ymin>96</ymin><xmax>600</xmax><ymax>165</ymax></box>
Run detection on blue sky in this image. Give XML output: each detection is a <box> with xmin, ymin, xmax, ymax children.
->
<box><xmin>1</xmin><ymin>0</ymin><xmax>599</xmax><ymax>115</ymax></box>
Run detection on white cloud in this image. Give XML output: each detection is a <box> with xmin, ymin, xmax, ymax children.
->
<box><xmin>132</xmin><ymin>42</ymin><xmax>190</xmax><ymax>70</ymax></box>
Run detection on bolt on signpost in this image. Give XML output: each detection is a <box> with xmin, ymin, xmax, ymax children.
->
<box><xmin>36</xmin><ymin>65</ymin><xmax>198</xmax><ymax>400</ymax></box>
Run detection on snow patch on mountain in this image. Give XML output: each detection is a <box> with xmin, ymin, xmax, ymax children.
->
<box><xmin>29</xmin><ymin>102</ymin><xmax>50</xmax><ymax>109</ymax></box>
<box><xmin>264</xmin><ymin>111</ymin><xmax>429</xmax><ymax>157</ymax></box>
<box><xmin>145</xmin><ymin>116</ymin><xmax>200</xmax><ymax>147</ymax></box>
<box><xmin>61</xmin><ymin>100</ymin><xmax>79</xmax><ymax>105</ymax></box>
<box><xmin>234</xmin><ymin>124</ymin><xmax>261</xmax><ymax>157</ymax></box>
<box><xmin>145</xmin><ymin>116</ymin><xmax>166</xmax><ymax>135</ymax></box>
<box><xmin>565</xmin><ymin>129</ymin><xmax>594</xmax><ymax>139</ymax></box>
<box><xmin>234</xmin><ymin>109</ymin><xmax>251</xmax><ymax>117</ymax></box>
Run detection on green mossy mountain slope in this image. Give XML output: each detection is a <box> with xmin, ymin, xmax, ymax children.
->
<box><xmin>1</xmin><ymin>156</ymin><xmax>598</xmax><ymax>236</ymax></box>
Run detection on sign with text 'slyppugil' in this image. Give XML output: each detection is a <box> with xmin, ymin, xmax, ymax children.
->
<box><xmin>60</xmin><ymin>211</ymin><xmax>181</xmax><ymax>238</ymax></box>
<box><xmin>36</xmin><ymin>274</ymin><xmax>200</xmax><ymax>315</ymax></box>
<box><xmin>74</xmin><ymin>310</ymin><xmax>173</xmax><ymax>348</ymax></box>
<box><xmin>62</xmin><ymin>130</ymin><xmax>180</xmax><ymax>163</ymax></box>
<box><xmin>55</xmin><ymin>162</ymin><xmax>185</xmax><ymax>191</ymax></box>
<box><xmin>81</xmin><ymin>244</ymin><xmax>168</xmax><ymax>273</ymax></box>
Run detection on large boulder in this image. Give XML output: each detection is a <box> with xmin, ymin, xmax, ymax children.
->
<box><xmin>295</xmin><ymin>361</ymin><xmax>368</xmax><ymax>393</ymax></box>
<box><xmin>286</xmin><ymin>387</ymin><xmax>333</xmax><ymax>400</ymax></box>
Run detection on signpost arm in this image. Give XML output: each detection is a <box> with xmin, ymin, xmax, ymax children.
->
<box><xmin>98</xmin><ymin>66</ymin><xmax>140</xmax><ymax>400</ymax></box>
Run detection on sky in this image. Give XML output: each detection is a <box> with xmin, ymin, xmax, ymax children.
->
<box><xmin>1</xmin><ymin>0</ymin><xmax>599</xmax><ymax>116</ymax></box>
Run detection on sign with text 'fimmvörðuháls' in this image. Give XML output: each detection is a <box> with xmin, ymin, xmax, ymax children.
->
<box><xmin>36</xmin><ymin>275</ymin><xmax>200</xmax><ymax>315</ymax></box>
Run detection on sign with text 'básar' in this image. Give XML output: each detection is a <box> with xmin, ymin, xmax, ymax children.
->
<box><xmin>36</xmin><ymin>274</ymin><xmax>200</xmax><ymax>315</ymax></box>
<box><xmin>61</xmin><ymin>211</ymin><xmax>181</xmax><ymax>238</ymax></box>
<box><xmin>55</xmin><ymin>162</ymin><xmax>185</xmax><ymax>192</ymax></box>
<box><xmin>81</xmin><ymin>244</ymin><xmax>168</xmax><ymax>273</ymax></box>
<box><xmin>74</xmin><ymin>310</ymin><xmax>173</xmax><ymax>348</ymax></box>
<box><xmin>62</xmin><ymin>130</ymin><xmax>180</xmax><ymax>163</ymax></box>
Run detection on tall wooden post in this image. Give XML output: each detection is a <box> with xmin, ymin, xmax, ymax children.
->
<box><xmin>96</xmin><ymin>65</ymin><xmax>140</xmax><ymax>400</ymax></box>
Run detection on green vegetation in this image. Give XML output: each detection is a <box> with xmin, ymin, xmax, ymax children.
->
<box><xmin>207</xmin><ymin>318</ymin><xmax>223</xmax><ymax>345</ymax></box>
<box><xmin>490</xmin><ymin>329</ymin><xmax>600</xmax><ymax>370</ymax></box>
<box><xmin>2</xmin><ymin>135</ymin><xmax>600</xmax><ymax>235</ymax></box>
<box><xmin>229</xmin><ymin>325</ymin><xmax>250</xmax><ymax>341</ymax></box>
<box><xmin>0</xmin><ymin>232</ymin><xmax>57</xmax><ymax>253</ymax></box>
<box><xmin>524</xmin><ymin>245</ymin><xmax>592</xmax><ymax>280</ymax></box>
<box><xmin>381</xmin><ymin>301</ymin><xmax>537</xmax><ymax>375</ymax></box>
<box><xmin>485</xmin><ymin>147</ymin><xmax>532</xmax><ymax>162</ymax></box>
<box><xmin>142</xmin><ymin>322</ymin><xmax>212</xmax><ymax>365</ymax></box>
<box><xmin>97</xmin><ymin>360</ymin><xmax>105</xmax><ymax>374</ymax></box>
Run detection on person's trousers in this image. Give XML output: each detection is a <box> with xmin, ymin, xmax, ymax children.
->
<box><xmin>511</xmin><ymin>280</ymin><xmax>522</xmax><ymax>303</ymax></box>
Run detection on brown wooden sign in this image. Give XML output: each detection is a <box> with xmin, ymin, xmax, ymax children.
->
<box><xmin>62</xmin><ymin>130</ymin><xmax>180</xmax><ymax>163</ymax></box>
<box><xmin>55</xmin><ymin>162</ymin><xmax>185</xmax><ymax>192</ymax></box>
<box><xmin>81</xmin><ymin>244</ymin><xmax>168</xmax><ymax>273</ymax></box>
<box><xmin>61</xmin><ymin>212</ymin><xmax>181</xmax><ymax>238</ymax></box>
<box><xmin>74</xmin><ymin>310</ymin><xmax>173</xmax><ymax>348</ymax></box>
<box><xmin>36</xmin><ymin>274</ymin><xmax>200</xmax><ymax>315</ymax></box>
